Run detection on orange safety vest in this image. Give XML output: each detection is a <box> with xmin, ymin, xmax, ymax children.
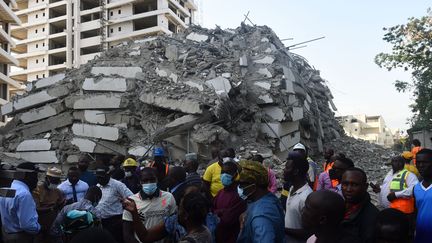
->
<box><xmin>324</xmin><ymin>162</ymin><xmax>339</xmax><ymax>187</ymax></box>
<box><xmin>150</xmin><ymin>162</ymin><xmax>169</xmax><ymax>175</ymax></box>
<box><xmin>411</xmin><ymin>146</ymin><xmax>422</xmax><ymax>165</ymax></box>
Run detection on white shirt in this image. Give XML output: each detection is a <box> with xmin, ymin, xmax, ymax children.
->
<box><xmin>123</xmin><ymin>190</ymin><xmax>177</xmax><ymax>243</ymax></box>
<box><xmin>379</xmin><ymin>169</ymin><xmax>419</xmax><ymax>208</ymax></box>
<box><xmin>57</xmin><ymin>179</ymin><xmax>89</xmax><ymax>202</ymax></box>
<box><xmin>285</xmin><ymin>183</ymin><xmax>313</xmax><ymax>243</ymax></box>
<box><xmin>96</xmin><ymin>178</ymin><xmax>133</xmax><ymax>219</ymax></box>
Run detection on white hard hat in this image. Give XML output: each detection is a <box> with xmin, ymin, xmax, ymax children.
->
<box><xmin>293</xmin><ymin>143</ymin><xmax>306</xmax><ymax>151</ymax></box>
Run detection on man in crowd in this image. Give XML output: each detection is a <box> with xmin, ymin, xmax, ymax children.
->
<box><xmin>150</xmin><ymin>147</ymin><xmax>170</xmax><ymax>191</ymax></box>
<box><xmin>109</xmin><ymin>155</ymin><xmax>126</xmax><ymax>181</ymax></box>
<box><xmin>32</xmin><ymin>167</ymin><xmax>65</xmax><ymax>243</ymax></box>
<box><xmin>78</xmin><ymin>155</ymin><xmax>97</xmax><ymax>187</ymax></box>
<box><xmin>341</xmin><ymin>168</ymin><xmax>379</xmax><ymax>243</ymax></box>
<box><xmin>323</xmin><ymin>148</ymin><xmax>334</xmax><ymax>171</ymax></box>
<box><xmin>319</xmin><ymin>156</ymin><xmax>354</xmax><ymax>195</ymax></box>
<box><xmin>251</xmin><ymin>154</ymin><xmax>277</xmax><ymax>193</ymax></box>
<box><xmin>0</xmin><ymin>162</ymin><xmax>41</xmax><ymax>243</ymax></box>
<box><xmin>121</xmin><ymin>158</ymin><xmax>141</xmax><ymax>194</ymax></box>
<box><xmin>95</xmin><ymin>165</ymin><xmax>133</xmax><ymax>243</ymax></box>
<box><xmin>284</xmin><ymin>151</ymin><xmax>312</xmax><ymax>243</ymax></box>
<box><xmin>58</xmin><ymin>167</ymin><xmax>89</xmax><ymax>205</ymax></box>
<box><xmin>293</xmin><ymin>143</ymin><xmax>318</xmax><ymax>189</ymax></box>
<box><xmin>413</xmin><ymin>148</ymin><xmax>432</xmax><ymax>242</ymax></box>
<box><xmin>167</xmin><ymin>166</ymin><xmax>189</xmax><ymax>205</ymax></box>
<box><xmin>411</xmin><ymin>139</ymin><xmax>422</xmax><ymax>165</ymax></box>
<box><xmin>183</xmin><ymin>153</ymin><xmax>202</xmax><ymax>187</ymax></box>
<box><xmin>374</xmin><ymin>208</ymin><xmax>409</xmax><ymax>243</ymax></box>
<box><xmin>370</xmin><ymin>156</ymin><xmax>418</xmax><ymax>213</ymax></box>
<box><xmin>301</xmin><ymin>190</ymin><xmax>360</xmax><ymax>243</ymax></box>
<box><xmin>122</xmin><ymin>167</ymin><xmax>176</xmax><ymax>243</ymax></box>
<box><xmin>236</xmin><ymin>160</ymin><xmax>285</xmax><ymax>243</ymax></box>
<box><xmin>213</xmin><ymin>161</ymin><xmax>247</xmax><ymax>243</ymax></box>
<box><xmin>203</xmin><ymin>150</ymin><xmax>227</xmax><ymax>198</ymax></box>
<box><xmin>50</xmin><ymin>186</ymin><xmax>102</xmax><ymax>242</ymax></box>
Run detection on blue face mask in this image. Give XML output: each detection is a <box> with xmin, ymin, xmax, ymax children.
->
<box><xmin>142</xmin><ymin>183</ymin><xmax>158</xmax><ymax>195</ymax></box>
<box><xmin>221</xmin><ymin>173</ymin><xmax>234</xmax><ymax>187</ymax></box>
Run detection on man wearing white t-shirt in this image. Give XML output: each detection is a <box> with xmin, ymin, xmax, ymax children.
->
<box><xmin>123</xmin><ymin>167</ymin><xmax>177</xmax><ymax>243</ymax></box>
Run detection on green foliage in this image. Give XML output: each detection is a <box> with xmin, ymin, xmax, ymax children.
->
<box><xmin>375</xmin><ymin>9</ymin><xmax>432</xmax><ymax>130</ymax></box>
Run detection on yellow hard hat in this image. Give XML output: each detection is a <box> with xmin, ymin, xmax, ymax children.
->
<box><xmin>401</xmin><ymin>151</ymin><xmax>413</xmax><ymax>160</ymax></box>
<box><xmin>123</xmin><ymin>158</ymin><xmax>138</xmax><ymax>167</ymax></box>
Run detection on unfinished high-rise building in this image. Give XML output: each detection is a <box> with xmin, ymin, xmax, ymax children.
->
<box><xmin>10</xmin><ymin>0</ymin><xmax>197</xmax><ymax>83</ymax></box>
<box><xmin>0</xmin><ymin>0</ymin><xmax>21</xmax><ymax>124</ymax></box>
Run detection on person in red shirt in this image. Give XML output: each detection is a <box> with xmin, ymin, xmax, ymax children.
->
<box><xmin>213</xmin><ymin>161</ymin><xmax>247</xmax><ymax>243</ymax></box>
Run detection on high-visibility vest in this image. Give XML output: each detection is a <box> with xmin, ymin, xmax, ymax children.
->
<box><xmin>389</xmin><ymin>169</ymin><xmax>415</xmax><ymax>214</ymax></box>
<box><xmin>150</xmin><ymin>162</ymin><xmax>169</xmax><ymax>175</ymax></box>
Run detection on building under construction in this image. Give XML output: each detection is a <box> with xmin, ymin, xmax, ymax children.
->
<box><xmin>10</xmin><ymin>0</ymin><xmax>197</xmax><ymax>83</ymax></box>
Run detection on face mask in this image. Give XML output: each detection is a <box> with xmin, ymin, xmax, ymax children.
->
<box><xmin>142</xmin><ymin>183</ymin><xmax>157</xmax><ymax>195</ymax></box>
<box><xmin>221</xmin><ymin>173</ymin><xmax>234</xmax><ymax>187</ymax></box>
<box><xmin>125</xmin><ymin>171</ymin><xmax>133</xmax><ymax>178</ymax></box>
<box><xmin>109</xmin><ymin>165</ymin><xmax>115</xmax><ymax>171</ymax></box>
<box><xmin>237</xmin><ymin>184</ymin><xmax>254</xmax><ymax>200</ymax></box>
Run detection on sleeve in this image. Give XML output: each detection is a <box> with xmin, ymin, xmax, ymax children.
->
<box><xmin>395</xmin><ymin>173</ymin><xmax>419</xmax><ymax>198</ymax></box>
<box><xmin>122</xmin><ymin>209</ymin><xmax>133</xmax><ymax>222</ymax></box>
<box><xmin>307</xmin><ymin>163</ymin><xmax>315</xmax><ymax>182</ymax></box>
<box><xmin>168</xmin><ymin>193</ymin><xmax>177</xmax><ymax>215</ymax></box>
<box><xmin>118</xmin><ymin>181</ymin><xmax>134</xmax><ymax>198</ymax></box>
<box><xmin>17</xmin><ymin>194</ymin><xmax>41</xmax><ymax>234</ymax></box>
<box><xmin>250</xmin><ymin>216</ymin><xmax>277</xmax><ymax>243</ymax></box>
<box><xmin>202</xmin><ymin>164</ymin><xmax>213</xmax><ymax>183</ymax></box>
<box><xmin>50</xmin><ymin>208</ymin><xmax>66</xmax><ymax>236</ymax></box>
<box><xmin>317</xmin><ymin>172</ymin><xmax>331</xmax><ymax>191</ymax></box>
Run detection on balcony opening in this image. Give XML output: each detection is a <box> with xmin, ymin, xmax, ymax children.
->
<box><xmin>134</xmin><ymin>0</ymin><xmax>157</xmax><ymax>14</ymax></box>
<box><xmin>133</xmin><ymin>16</ymin><xmax>157</xmax><ymax>31</ymax></box>
<box><xmin>168</xmin><ymin>21</ymin><xmax>176</xmax><ymax>33</ymax></box>
<box><xmin>81</xmin><ymin>45</ymin><xmax>99</xmax><ymax>55</ymax></box>
<box><xmin>81</xmin><ymin>0</ymin><xmax>99</xmax><ymax>11</ymax></box>
<box><xmin>49</xmin><ymin>54</ymin><xmax>66</xmax><ymax>66</ymax></box>
<box><xmin>49</xmin><ymin>5</ymin><xmax>67</xmax><ymax>18</ymax></box>
<box><xmin>81</xmin><ymin>29</ymin><xmax>101</xmax><ymax>39</ymax></box>
<box><xmin>50</xmin><ymin>20</ymin><xmax>66</xmax><ymax>34</ymax></box>
<box><xmin>81</xmin><ymin>12</ymin><xmax>100</xmax><ymax>23</ymax></box>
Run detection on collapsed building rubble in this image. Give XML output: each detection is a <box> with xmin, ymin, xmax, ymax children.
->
<box><xmin>0</xmin><ymin>24</ymin><xmax>346</xmax><ymax>167</ymax></box>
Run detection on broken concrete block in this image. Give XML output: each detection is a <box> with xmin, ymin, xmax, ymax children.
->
<box><xmin>258</xmin><ymin>94</ymin><xmax>274</xmax><ymax>104</ymax></box>
<box><xmin>165</xmin><ymin>45</ymin><xmax>178</xmax><ymax>61</ymax></box>
<box><xmin>254</xmin><ymin>81</ymin><xmax>271</xmax><ymax>90</ymax></box>
<box><xmin>128</xmin><ymin>146</ymin><xmax>149</xmax><ymax>157</ymax></box>
<box><xmin>186</xmin><ymin>32</ymin><xmax>208</xmax><ymax>42</ymax></box>
<box><xmin>4</xmin><ymin>151</ymin><xmax>58</xmax><ymax>163</ymax></box>
<box><xmin>140</xmin><ymin>93</ymin><xmax>203</xmax><ymax>114</ymax></box>
<box><xmin>291</xmin><ymin>107</ymin><xmax>304</xmax><ymax>121</ymax></box>
<box><xmin>16</xmin><ymin>139</ymin><xmax>52</xmax><ymax>151</ymax></box>
<box><xmin>34</xmin><ymin>73</ymin><xmax>65</xmax><ymax>90</ymax></box>
<box><xmin>66</xmin><ymin>94</ymin><xmax>126</xmax><ymax>110</ymax></box>
<box><xmin>72</xmin><ymin>123</ymin><xmax>120</xmax><ymax>141</ymax></box>
<box><xmin>279</xmin><ymin>131</ymin><xmax>301</xmax><ymax>152</ymax></box>
<box><xmin>263</xmin><ymin>106</ymin><xmax>285</xmax><ymax>121</ymax></box>
<box><xmin>129</xmin><ymin>50</ymin><xmax>141</xmax><ymax>56</ymax></box>
<box><xmin>205</xmin><ymin>77</ymin><xmax>232</xmax><ymax>95</ymax></box>
<box><xmin>71</xmin><ymin>138</ymin><xmax>96</xmax><ymax>153</ymax></box>
<box><xmin>156</xmin><ymin>67</ymin><xmax>168</xmax><ymax>77</ymax></box>
<box><xmin>11</xmin><ymin>86</ymin><xmax>69</xmax><ymax>113</ymax></box>
<box><xmin>222</xmin><ymin>73</ymin><xmax>231</xmax><ymax>78</ymax></box>
<box><xmin>84</xmin><ymin>110</ymin><xmax>106</xmax><ymax>124</ymax></box>
<box><xmin>1</xmin><ymin>102</ymin><xmax>13</xmax><ymax>116</ymax></box>
<box><xmin>261</xmin><ymin>121</ymin><xmax>299</xmax><ymax>138</ymax></box>
<box><xmin>21</xmin><ymin>112</ymin><xmax>74</xmax><ymax>137</ymax></box>
<box><xmin>82</xmin><ymin>78</ymin><xmax>127</xmax><ymax>92</ymax></box>
<box><xmin>254</xmin><ymin>56</ymin><xmax>275</xmax><ymax>64</ymax></box>
<box><xmin>19</xmin><ymin>103</ymin><xmax>65</xmax><ymax>124</ymax></box>
<box><xmin>239</xmin><ymin>55</ymin><xmax>248</xmax><ymax>67</ymax></box>
<box><xmin>258</xmin><ymin>68</ymin><xmax>272</xmax><ymax>78</ymax></box>
<box><xmin>94</xmin><ymin>140</ymin><xmax>127</xmax><ymax>155</ymax></box>
<box><xmin>185</xmin><ymin>81</ymin><xmax>204</xmax><ymax>91</ymax></box>
<box><xmin>91</xmin><ymin>67</ymin><xmax>142</xmax><ymax>78</ymax></box>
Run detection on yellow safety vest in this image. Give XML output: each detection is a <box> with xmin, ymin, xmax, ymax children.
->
<box><xmin>390</xmin><ymin>169</ymin><xmax>409</xmax><ymax>192</ymax></box>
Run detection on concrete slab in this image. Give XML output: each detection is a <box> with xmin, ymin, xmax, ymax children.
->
<box><xmin>128</xmin><ymin>146</ymin><xmax>149</xmax><ymax>157</ymax></box>
<box><xmin>140</xmin><ymin>93</ymin><xmax>203</xmax><ymax>114</ymax></box>
<box><xmin>206</xmin><ymin>77</ymin><xmax>231</xmax><ymax>95</ymax></box>
<box><xmin>185</xmin><ymin>81</ymin><xmax>204</xmax><ymax>91</ymax></box>
<box><xmin>4</xmin><ymin>151</ymin><xmax>58</xmax><ymax>163</ymax></box>
<box><xmin>129</xmin><ymin>50</ymin><xmax>141</xmax><ymax>56</ymax></box>
<box><xmin>279</xmin><ymin>131</ymin><xmax>301</xmax><ymax>152</ymax></box>
<box><xmin>82</xmin><ymin>78</ymin><xmax>127</xmax><ymax>92</ymax></box>
<box><xmin>84</xmin><ymin>110</ymin><xmax>106</xmax><ymax>124</ymax></box>
<box><xmin>257</xmin><ymin>94</ymin><xmax>274</xmax><ymax>104</ymax></box>
<box><xmin>21</xmin><ymin>112</ymin><xmax>74</xmax><ymax>137</ymax></box>
<box><xmin>254</xmin><ymin>56</ymin><xmax>275</xmax><ymax>64</ymax></box>
<box><xmin>72</xmin><ymin>123</ymin><xmax>120</xmax><ymax>141</ymax></box>
<box><xmin>94</xmin><ymin>140</ymin><xmax>127</xmax><ymax>155</ymax></box>
<box><xmin>263</xmin><ymin>106</ymin><xmax>285</xmax><ymax>121</ymax></box>
<box><xmin>17</xmin><ymin>139</ymin><xmax>51</xmax><ymax>151</ymax></box>
<box><xmin>258</xmin><ymin>68</ymin><xmax>272</xmax><ymax>78</ymax></box>
<box><xmin>19</xmin><ymin>103</ymin><xmax>64</xmax><ymax>124</ymax></box>
<box><xmin>1</xmin><ymin>102</ymin><xmax>12</xmax><ymax>115</ymax></box>
<box><xmin>165</xmin><ymin>45</ymin><xmax>178</xmax><ymax>61</ymax></box>
<box><xmin>254</xmin><ymin>81</ymin><xmax>271</xmax><ymax>90</ymax></box>
<box><xmin>67</xmin><ymin>94</ymin><xmax>125</xmax><ymax>110</ymax></box>
<box><xmin>291</xmin><ymin>107</ymin><xmax>304</xmax><ymax>121</ymax></box>
<box><xmin>186</xmin><ymin>32</ymin><xmax>208</xmax><ymax>42</ymax></box>
<box><xmin>91</xmin><ymin>67</ymin><xmax>142</xmax><ymax>78</ymax></box>
<box><xmin>260</xmin><ymin>121</ymin><xmax>299</xmax><ymax>138</ymax></box>
<box><xmin>240</xmin><ymin>55</ymin><xmax>248</xmax><ymax>67</ymax></box>
<box><xmin>71</xmin><ymin>138</ymin><xmax>96</xmax><ymax>153</ymax></box>
<box><xmin>34</xmin><ymin>73</ymin><xmax>65</xmax><ymax>90</ymax></box>
<box><xmin>222</xmin><ymin>73</ymin><xmax>231</xmax><ymax>78</ymax></box>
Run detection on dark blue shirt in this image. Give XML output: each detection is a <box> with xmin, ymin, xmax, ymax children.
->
<box><xmin>79</xmin><ymin>170</ymin><xmax>97</xmax><ymax>187</ymax></box>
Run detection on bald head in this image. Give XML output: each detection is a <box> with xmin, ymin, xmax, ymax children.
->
<box><xmin>301</xmin><ymin>191</ymin><xmax>345</xmax><ymax>231</ymax></box>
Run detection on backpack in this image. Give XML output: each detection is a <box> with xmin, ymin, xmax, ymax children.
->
<box><xmin>61</xmin><ymin>210</ymin><xmax>97</xmax><ymax>235</ymax></box>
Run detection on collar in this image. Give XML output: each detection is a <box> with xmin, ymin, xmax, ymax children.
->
<box><xmin>67</xmin><ymin>179</ymin><xmax>80</xmax><ymax>186</ymax></box>
<box><xmin>171</xmin><ymin>181</ymin><xmax>186</xmax><ymax>193</ymax></box>
<box><xmin>140</xmin><ymin>188</ymin><xmax>161</xmax><ymax>200</ymax></box>
<box><xmin>289</xmin><ymin>183</ymin><xmax>310</xmax><ymax>196</ymax></box>
<box><xmin>343</xmin><ymin>193</ymin><xmax>371</xmax><ymax>221</ymax></box>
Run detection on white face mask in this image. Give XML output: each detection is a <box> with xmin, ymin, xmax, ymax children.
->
<box><xmin>109</xmin><ymin>165</ymin><xmax>115</xmax><ymax>171</ymax></box>
<box><xmin>125</xmin><ymin>171</ymin><xmax>133</xmax><ymax>178</ymax></box>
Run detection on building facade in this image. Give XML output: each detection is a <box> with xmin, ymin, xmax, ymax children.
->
<box><xmin>11</xmin><ymin>0</ymin><xmax>197</xmax><ymax>82</ymax></box>
<box><xmin>337</xmin><ymin>114</ymin><xmax>395</xmax><ymax>148</ymax></box>
<box><xmin>0</xmin><ymin>0</ymin><xmax>21</xmax><ymax>123</ymax></box>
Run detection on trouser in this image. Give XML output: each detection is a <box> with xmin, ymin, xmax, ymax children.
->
<box><xmin>101</xmin><ymin>215</ymin><xmax>124</xmax><ymax>243</ymax></box>
<box><xmin>1</xmin><ymin>227</ymin><xmax>34</xmax><ymax>243</ymax></box>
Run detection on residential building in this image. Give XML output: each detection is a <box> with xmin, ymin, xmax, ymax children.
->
<box><xmin>0</xmin><ymin>0</ymin><xmax>22</xmax><ymax>123</ymax></box>
<box><xmin>337</xmin><ymin>114</ymin><xmax>395</xmax><ymax>148</ymax></box>
<box><xmin>10</xmin><ymin>0</ymin><xmax>197</xmax><ymax>82</ymax></box>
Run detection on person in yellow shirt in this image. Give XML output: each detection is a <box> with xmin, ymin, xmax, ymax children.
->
<box><xmin>203</xmin><ymin>149</ymin><xmax>236</xmax><ymax>197</ymax></box>
<box><xmin>401</xmin><ymin>151</ymin><xmax>421</xmax><ymax>179</ymax></box>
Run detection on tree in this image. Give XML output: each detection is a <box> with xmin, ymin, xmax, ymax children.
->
<box><xmin>375</xmin><ymin>9</ymin><xmax>432</xmax><ymax>131</ymax></box>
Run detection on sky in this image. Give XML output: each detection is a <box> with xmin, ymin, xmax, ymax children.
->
<box><xmin>199</xmin><ymin>0</ymin><xmax>431</xmax><ymax>131</ymax></box>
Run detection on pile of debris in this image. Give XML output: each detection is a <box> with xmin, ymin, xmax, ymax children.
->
<box><xmin>0</xmin><ymin>24</ymin><xmax>345</xmax><ymax>166</ymax></box>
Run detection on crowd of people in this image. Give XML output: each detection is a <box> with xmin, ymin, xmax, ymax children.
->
<box><xmin>0</xmin><ymin>139</ymin><xmax>430</xmax><ymax>243</ymax></box>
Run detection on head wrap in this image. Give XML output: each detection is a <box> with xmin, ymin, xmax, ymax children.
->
<box><xmin>238</xmin><ymin>160</ymin><xmax>268</xmax><ymax>187</ymax></box>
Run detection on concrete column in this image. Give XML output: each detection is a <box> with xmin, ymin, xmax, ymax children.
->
<box><xmin>73</xmin><ymin>0</ymin><xmax>81</xmax><ymax>68</ymax></box>
<box><xmin>66</xmin><ymin>0</ymin><xmax>73</xmax><ymax>68</ymax></box>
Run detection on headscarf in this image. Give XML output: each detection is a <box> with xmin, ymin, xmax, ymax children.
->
<box><xmin>238</xmin><ymin>160</ymin><xmax>268</xmax><ymax>187</ymax></box>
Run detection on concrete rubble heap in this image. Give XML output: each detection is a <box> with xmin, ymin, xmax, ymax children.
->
<box><xmin>0</xmin><ymin>24</ymin><xmax>345</xmax><ymax>164</ymax></box>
